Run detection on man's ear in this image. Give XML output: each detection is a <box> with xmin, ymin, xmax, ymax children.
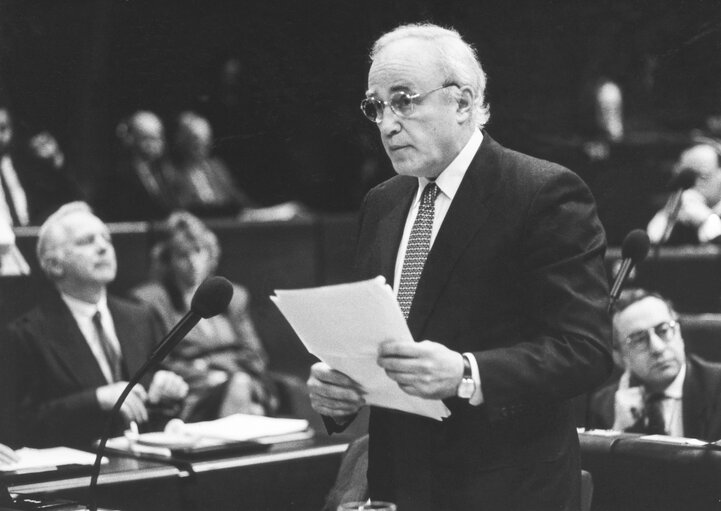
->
<box><xmin>455</xmin><ymin>86</ymin><xmax>475</xmax><ymax>121</ymax></box>
<box><xmin>44</xmin><ymin>254</ymin><xmax>65</xmax><ymax>280</ymax></box>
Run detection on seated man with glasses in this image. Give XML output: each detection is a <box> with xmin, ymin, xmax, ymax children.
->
<box><xmin>588</xmin><ymin>288</ymin><xmax>721</xmax><ymax>441</ymax></box>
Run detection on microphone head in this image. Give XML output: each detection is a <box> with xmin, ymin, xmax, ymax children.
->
<box><xmin>621</xmin><ymin>229</ymin><xmax>651</xmax><ymax>264</ymax></box>
<box><xmin>668</xmin><ymin>167</ymin><xmax>697</xmax><ymax>191</ymax></box>
<box><xmin>190</xmin><ymin>276</ymin><xmax>234</xmax><ymax>318</ymax></box>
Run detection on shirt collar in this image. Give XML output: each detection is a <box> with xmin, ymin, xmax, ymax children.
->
<box><xmin>417</xmin><ymin>128</ymin><xmax>483</xmax><ymax>201</ymax></box>
<box><xmin>663</xmin><ymin>362</ymin><xmax>686</xmax><ymax>399</ymax></box>
<box><xmin>60</xmin><ymin>290</ymin><xmax>109</xmax><ymax>319</ymax></box>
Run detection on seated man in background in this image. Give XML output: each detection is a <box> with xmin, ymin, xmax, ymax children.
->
<box><xmin>6</xmin><ymin>202</ymin><xmax>188</xmax><ymax>449</ymax></box>
<box><xmin>130</xmin><ymin>211</ymin><xmax>279</xmax><ymax>421</ymax></box>
<box><xmin>167</xmin><ymin>111</ymin><xmax>253</xmax><ymax>218</ymax></box>
<box><xmin>98</xmin><ymin>110</ymin><xmax>177</xmax><ymax>222</ymax></box>
<box><xmin>647</xmin><ymin>143</ymin><xmax>721</xmax><ymax>244</ymax></box>
<box><xmin>589</xmin><ymin>288</ymin><xmax>721</xmax><ymax>441</ymax></box>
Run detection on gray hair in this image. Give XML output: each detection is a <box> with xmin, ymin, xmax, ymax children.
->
<box><xmin>370</xmin><ymin>23</ymin><xmax>490</xmax><ymax>127</ymax></box>
<box><xmin>36</xmin><ymin>201</ymin><xmax>94</xmax><ymax>279</ymax></box>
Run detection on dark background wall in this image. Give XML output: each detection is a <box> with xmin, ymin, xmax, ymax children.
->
<box><xmin>0</xmin><ymin>0</ymin><xmax>720</xmax><ymax>216</ymax></box>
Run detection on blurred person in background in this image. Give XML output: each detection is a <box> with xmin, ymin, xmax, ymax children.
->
<box><xmin>167</xmin><ymin>111</ymin><xmax>253</xmax><ymax>218</ymax></box>
<box><xmin>0</xmin><ymin>106</ymin><xmax>83</xmax><ymax>226</ymax></box>
<box><xmin>0</xmin><ymin>104</ymin><xmax>30</xmax><ymax>227</ymax></box>
<box><xmin>647</xmin><ymin>143</ymin><xmax>721</xmax><ymax>244</ymax></box>
<box><xmin>6</xmin><ymin>202</ymin><xmax>188</xmax><ymax>448</ymax></box>
<box><xmin>98</xmin><ymin>110</ymin><xmax>177</xmax><ymax>222</ymax></box>
<box><xmin>589</xmin><ymin>288</ymin><xmax>721</xmax><ymax>441</ymax></box>
<box><xmin>21</xmin><ymin>130</ymin><xmax>84</xmax><ymax>224</ymax></box>
<box><xmin>131</xmin><ymin>211</ymin><xmax>280</xmax><ymax>421</ymax></box>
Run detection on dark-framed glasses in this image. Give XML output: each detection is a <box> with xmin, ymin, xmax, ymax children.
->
<box><xmin>624</xmin><ymin>320</ymin><xmax>678</xmax><ymax>351</ymax></box>
<box><xmin>360</xmin><ymin>84</ymin><xmax>457</xmax><ymax>124</ymax></box>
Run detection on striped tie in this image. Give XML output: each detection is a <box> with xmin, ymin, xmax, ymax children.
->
<box><xmin>397</xmin><ymin>182</ymin><xmax>439</xmax><ymax>319</ymax></box>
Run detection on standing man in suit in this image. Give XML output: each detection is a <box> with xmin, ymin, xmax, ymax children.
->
<box><xmin>307</xmin><ymin>23</ymin><xmax>612</xmax><ymax>510</ymax></box>
<box><xmin>7</xmin><ymin>202</ymin><xmax>188</xmax><ymax>449</ymax></box>
<box><xmin>589</xmin><ymin>288</ymin><xmax>721</xmax><ymax>441</ymax></box>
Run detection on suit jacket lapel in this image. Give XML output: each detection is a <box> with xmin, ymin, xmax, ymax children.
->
<box><xmin>407</xmin><ymin>134</ymin><xmax>503</xmax><ymax>336</ymax></box>
<box><xmin>682</xmin><ymin>360</ymin><xmax>705</xmax><ymax>439</ymax></box>
<box><xmin>109</xmin><ymin>297</ymin><xmax>147</xmax><ymax>378</ymax></box>
<box><xmin>41</xmin><ymin>291</ymin><xmax>108</xmax><ymax>387</ymax></box>
<box><xmin>376</xmin><ymin>181</ymin><xmax>417</xmax><ymax>285</ymax></box>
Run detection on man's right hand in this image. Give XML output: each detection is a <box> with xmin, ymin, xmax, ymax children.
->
<box><xmin>612</xmin><ymin>371</ymin><xmax>644</xmax><ymax>431</ymax></box>
<box><xmin>307</xmin><ymin>362</ymin><xmax>365</xmax><ymax>420</ymax></box>
<box><xmin>96</xmin><ymin>382</ymin><xmax>149</xmax><ymax>424</ymax></box>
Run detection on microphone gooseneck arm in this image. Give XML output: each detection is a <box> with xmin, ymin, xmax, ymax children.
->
<box><xmin>87</xmin><ymin>310</ymin><xmax>202</xmax><ymax>511</ymax></box>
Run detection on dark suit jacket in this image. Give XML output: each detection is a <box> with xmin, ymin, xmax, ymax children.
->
<box><xmin>588</xmin><ymin>354</ymin><xmax>721</xmax><ymax>441</ymax></box>
<box><xmin>7</xmin><ymin>290</ymin><xmax>164</xmax><ymax>449</ymax></box>
<box><xmin>353</xmin><ymin>133</ymin><xmax>612</xmax><ymax>511</ymax></box>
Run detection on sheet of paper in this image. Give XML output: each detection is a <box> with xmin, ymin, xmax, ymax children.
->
<box><xmin>271</xmin><ymin>276</ymin><xmax>450</xmax><ymax>420</ymax></box>
<box><xmin>0</xmin><ymin>447</ymin><xmax>106</xmax><ymax>473</ymax></box>
<box><xmin>171</xmin><ymin>414</ymin><xmax>310</xmax><ymax>442</ymax></box>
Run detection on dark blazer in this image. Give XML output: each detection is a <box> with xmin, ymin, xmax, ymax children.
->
<box><xmin>588</xmin><ymin>354</ymin><xmax>721</xmax><ymax>441</ymax></box>
<box><xmin>7</xmin><ymin>289</ymin><xmax>164</xmax><ymax>449</ymax></box>
<box><xmin>353</xmin><ymin>133</ymin><xmax>612</xmax><ymax>511</ymax></box>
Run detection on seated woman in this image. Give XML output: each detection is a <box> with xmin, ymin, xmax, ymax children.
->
<box><xmin>131</xmin><ymin>211</ymin><xmax>278</xmax><ymax>422</ymax></box>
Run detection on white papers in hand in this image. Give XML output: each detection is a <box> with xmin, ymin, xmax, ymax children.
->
<box><xmin>271</xmin><ymin>276</ymin><xmax>450</xmax><ymax>420</ymax></box>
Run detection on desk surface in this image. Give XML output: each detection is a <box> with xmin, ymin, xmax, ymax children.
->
<box><xmin>6</xmin><ymin>436</ymin><xmax>349</xmax><ymax>511</ymax></box>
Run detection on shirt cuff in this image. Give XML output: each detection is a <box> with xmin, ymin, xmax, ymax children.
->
<box><xmin>698</xmin><ymin>213</ymin><xmax>721</xmax><ymax>243</ymax></box>
<box><xmin>463</xmin><ymin>352</ymin><xmax>484</xmax><ymax>406</ymax></box>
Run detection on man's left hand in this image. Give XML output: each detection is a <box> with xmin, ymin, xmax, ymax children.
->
<box><xmin>378</xmin><ymin>340</ymin><xmax>463</xmax><ymax>399</ymax></box>
<box><xmin>148</xmin><ymin>370</ymin><xmax>189</xmax><ymax>403</ymax></box>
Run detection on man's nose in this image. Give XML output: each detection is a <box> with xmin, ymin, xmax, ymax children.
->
<box><xmin>378</xmin><ymin>107</ymin><xmax>401</xmax><ymax>136</ymax></box>
<box><xmin>647</xmin><ymin>330</ymin><xmax>667</xmax><ymax>353</ymax></box>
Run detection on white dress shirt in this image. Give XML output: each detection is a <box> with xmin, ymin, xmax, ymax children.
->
<box><xmin>0</xmin><ymin>155</ymin><xmax>29</xmax><ymax>226</ymax></box>
<box><xmin>61</xmin><ymin>291</ymin><xmax>123</xmax><ymax>384</ymax></box>
<box><xmin>659</xmin><ymin>363</ymin><xmax>685</xmax><ymax>437</ymax></box>
<box><xmin>393</xmin><ymin>128</ymin><xmax>484</xmax><ymax>405</ymax></box>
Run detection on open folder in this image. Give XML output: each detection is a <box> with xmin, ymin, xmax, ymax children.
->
<box><xmin>271</xmin><ymin>276</ymin><xmax>450</xmax><ymax>420</ymax></box>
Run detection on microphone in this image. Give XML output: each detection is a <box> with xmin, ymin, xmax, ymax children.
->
<box><xmin>87</xmin><ymin>276</ymin><xmax>233</xmax><ymax>511</ymax></box>
<box><xmin>657</xmin><ymin>167</ymin><xmax>697</xmax><ymax>246</ymax></box>
<box><xmin>608</xmin><ymin>229</ymin><xmax>650</xmax><ymax>313</ymax></box>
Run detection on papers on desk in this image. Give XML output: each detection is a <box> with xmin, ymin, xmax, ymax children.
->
<box><xmin>105</xmin><ymin>414</ymin><xmax>313</xmax><ymax>458</ymax></box>
<box><xmin>0</xmin><ymin>447</ymin><xmax>106</xmax><ymax>474</ymax></box>
<box><xmin>270</xmin><ymin>276</ymin><xmax>450</xmax><ymax>420</ymax></box>
<box><xmin>639</xmin><ymin>434</ymin><xmax>709</xmax><ymax>447</ymax></box>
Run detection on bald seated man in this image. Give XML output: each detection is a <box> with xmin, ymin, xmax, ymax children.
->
<box><xmin>7</xmin><ymin>202</ymin><xmax>188</xmax><ymax>448</ymax></box>
<box><xmin>647</xmin><ymin>143</ymin><xmax>721</xmax><ymax>244</ymax></box>
<box><xmin>98</xmin><ymin>110</ymin><xmax>177</xmax><ymax>221</ymax></box>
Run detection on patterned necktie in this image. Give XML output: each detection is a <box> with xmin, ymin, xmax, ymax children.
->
<box><xmin>645</xmin><ymin>392</ymin><xmax>666</xmax><ymax>435</ymax></box>
<box><xmin>93</xmin><ymin>311</ymin><xmax>122</xmax><ymax>382</ymax></box>
<box><xmin>397</xmin><ymin>182</ymin><xmax>439</xmax><ymax>319</ymax></box>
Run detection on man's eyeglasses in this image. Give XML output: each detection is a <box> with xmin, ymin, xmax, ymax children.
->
<box><xmin>624</xmin><ymin>320</ymin><xmax>678</xmax><ymax>351</ymax></box>
<box><xmin>360</xmin><ymin>84</ymin><xmax>457</xmax><ymax>124</ymax></box>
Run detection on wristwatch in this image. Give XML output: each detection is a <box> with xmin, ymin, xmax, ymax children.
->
<box><xmin>457</xmin><ymin>353</ymin><xmax>476</xmax><ymax>399</ymax></box>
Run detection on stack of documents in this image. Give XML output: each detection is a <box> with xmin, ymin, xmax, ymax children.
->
<box><xmin>271</xmin><ymin>276</ymin><xmax>450</xmax><ymax>420</ymax></box>
<box><xmin>105</xmin><ymin>414</ymin><xmax>312</xmax><ymax>458</ymax></box>
<box><xmin>0</xmin><ymin>447</ymin><xmax>105</xmax><ymax>474</ymax></box>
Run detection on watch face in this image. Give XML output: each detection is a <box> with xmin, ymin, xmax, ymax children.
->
<box><xmin>458</xmin><ymin>378</ymin><xmax>475</xmax><ymax>399</ymax></box>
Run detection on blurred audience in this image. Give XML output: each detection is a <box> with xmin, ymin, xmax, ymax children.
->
<box><xmin>6</xmin><ymin>202</ymin><xmax>188</xmax><ymax>448</ymax></box>
<box><xmin>98</xmin><ymin>110</ymin><xmax>177</xmax><ymax>222</ymax></box>
<box><xmin>588</xmin><ymin>289</ymin><xmax>721</xmax><ymax>441</ymax></box>
<box><xmin>167</xmin><ymin>111</ymin><xmax>253</xmax><ymax>218</ymax></box>
<box><xmin>0</xmin><ymin>106</ymin><xmax>81</xmax><ymax>226</ymax></box>
<box><xmin>131</xmin><ymin>211</ymin><xmax>278</xmax><ymax>421</ymax></box>
<box><xmin>21</xmin><ymin>130</ymin><xmax>84</xmax><ymax>224</ymax></box>
<box><xmin>647</xmin><ymin>143</ymin><xmax>721</xmax><ymax>244</ymax></box>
